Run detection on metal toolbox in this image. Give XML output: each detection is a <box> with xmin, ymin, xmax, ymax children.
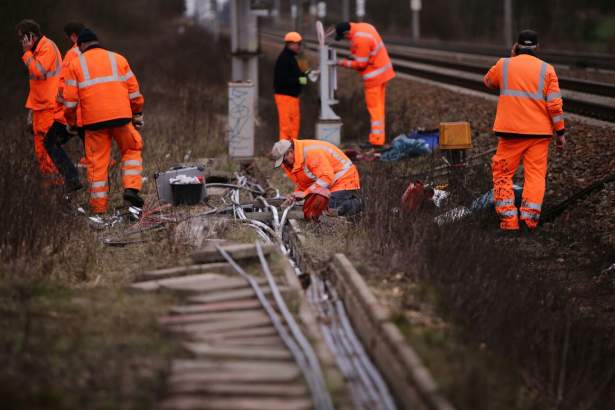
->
<box><xmin>154</xmin><ymin>165</ymin><xmax>206</xmax><ymax>204</ymax></box>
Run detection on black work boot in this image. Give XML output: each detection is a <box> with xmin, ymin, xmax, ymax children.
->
<box><xmin>65</xmin><ymin>179</ymin><xmax>83</xmax><ymax>193</ymax></box>
<box><xmin>519</xmin><ymin>220</ymin><xmax>535</xmax><ymax>237</ymax></box>
<box><xmin>123</xmin><ymin>188</ymin><xmax>144</xmax><ymax>208</ymax></box>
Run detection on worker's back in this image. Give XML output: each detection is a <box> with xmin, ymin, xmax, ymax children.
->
<box><xmin>66</xmin><ymin>47</ymin><xmax>141</xmax><ymax>126</ymax></box>
<box><xmin>284</xmin><ymin>139</ymin><xmax>360</xmax><ymax>194</ymax></box>
<box><xmin>349</xmin><ymin>22</ymin><xmax>395</xmax><ymax>87</ymax></box>
<box><xmin>485</xmin><ymin>53</ymin><xmax>564</xmax><ymax>136</ymax></box>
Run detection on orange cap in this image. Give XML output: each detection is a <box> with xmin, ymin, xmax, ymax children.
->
<box><xmin>284</xmin><ymin>32</ymin><xmax>302</xmax><ymax>43</ymax></box>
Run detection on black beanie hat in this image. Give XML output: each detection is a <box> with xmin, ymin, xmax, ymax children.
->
<box><xmin>335</xmin><ymin>22</ymin><xmax>351</xmax><ymax>41</ymax></box>
<box><xmin>517</xmin><ymin>29</ymin><xmax>538</xmax><ymax>47</ymax></box>
<box><xmin>77</xmin><ymin>28</ymin><xmax>98</xmax><ymax>45</ymax></box>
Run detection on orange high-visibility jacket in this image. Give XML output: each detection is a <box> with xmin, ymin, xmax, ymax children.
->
<box><xmin>484</xmin><ymin>54</ymin><xmax>564</xmax><ymax>135</ymax></box>
<box><xmin>22</xmin><ymin>35</ymin><xmax>63</xmax><ymax>110</ymax></box>
<box><xmin>54</xmin><ymin>45</ymin><xmax>82</xmax><ymax>125</ymax></box>
<box><xmin>63</xmin><ymin>47</ymin><xmax>144</xmax><ymax>127</ymax></box>
<box><xmin>282</xmin><ymin>139</ymin><xmax>360</xmax><ymax>199</ymax></box>
<box><xmin>340</xmin><ymin>23</ymin><xmax>395</xmax><ymax>88</ymax></box>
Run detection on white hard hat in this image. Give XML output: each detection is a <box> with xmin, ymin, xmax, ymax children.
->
<box><xmin>271</xmin><ymin>139</ymin><xmax>292</xmax><ymax>168</ymax></box>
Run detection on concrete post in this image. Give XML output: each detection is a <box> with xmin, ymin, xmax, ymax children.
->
<box><xmin>342</xmin><ymin>0</ymin><xmax>350</xmax><ymax>22</ymax></box>
<box><xmin>229</xmin><ymin>0</ymin><xmax>259</xmax><ymax>159</ymax></box>
<box><xmin>291</xmin><ymin>0</ymin><xmax>299</xmax><ymax>30</ymax></box>
<box><xmin>272</xmin><ymin>0</ymin><xmax>281</xmax><ymax>22</ymax></box>
<box><xmin>230</xmin><ymin>0</ymin><xmax>259</xmax><ymax>113</ymax></box>
<box><xmin>504</xmin><ymin>0</ymin><xmax>513</xmax><ymax>46</ymax></box>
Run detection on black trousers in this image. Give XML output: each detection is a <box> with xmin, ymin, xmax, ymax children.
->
<box><xmin>43</xmin><ymin>121</ymin><xmax>81</xmax><ymax>184</ymax></box>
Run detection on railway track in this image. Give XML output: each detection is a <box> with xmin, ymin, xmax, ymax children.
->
<box><xmin>130</xmin><ymin>173</ymin><xmax>423</xmax><ymax>409</ymax></box>
<box><xmin>261</xmin><ymin>30</ymin><xmax>615</xmax><ymax>122</ymax></box>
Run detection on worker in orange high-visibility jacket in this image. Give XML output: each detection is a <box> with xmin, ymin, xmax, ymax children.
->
<box><xmin>16</xmin><ymin>19</ymin><xmax>63</xmax><ymax>183</ymax></box>
<box><xmin>63</xmin><ymin>28</ymin><xmax>145</xmax><ymax>213</ymax></box>
<box><xmin>271</xmin><ymin>139</ymin><xmax>362</xmax><ymax>220</ymax></box>
<box><xmin>484</xmin><ymin>29</ymin><xmax>565</xmax><ymax>232</ymax></box>
<box><xmin>273</xmin><ymin>32</ymin><xmax>308</xmax><ymax>141</ymax></box>
<box><xmin>43</xmin><ymin>22</ymin><xmax>86</xmax><ymax>193</ymax></box>
<box><xmin>335</xmin><ymin>22</ymin><xmax>395</xmax><ymax>147</ymax></box>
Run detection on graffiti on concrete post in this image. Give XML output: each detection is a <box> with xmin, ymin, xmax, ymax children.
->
<box><xmin>228</xmin><ymin>82</ymin><xmax>254</xmax><ymax>158</ymax></box>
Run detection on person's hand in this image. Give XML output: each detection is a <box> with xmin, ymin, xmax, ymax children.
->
<box><xmin>555</xmin><ymin>134</ymin><xmax>566</xmax><ymax>149</ymax></box>
<box><xmin>308</xmin><ymin>69</ymin><xmax>320</xmax><ymax>82</ymax></box>
<box><xmin>132</xmin><ymin>113</ymin><xmax>144</xmax><ymax>130</ymax></box>
<box><xmin>26</xmin><ymin>110</ymin><xmax>32</xmax><ymax>128</ymax></box>
<box><xmin>281</xmin><ymin>194</ymin><xmax>296</xmax><ymax>209</ymax></box>
<box><xmin>298</xmin><ymin>76</ymin><xmax>308</xmax><ymax>86</ymax></box>
<box><xmin>22</xmin><ymin>33</ymin><xmax>35</xmax><ymax>53</ymax></box>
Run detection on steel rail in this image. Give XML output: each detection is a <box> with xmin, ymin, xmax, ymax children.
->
<box><xmin>262</xmin><ymin>30</ymin><xmax>615</xmax><ymax>122</ymax></box>
<box><xmin>216</xmin><ymin>245</ymin><xmax>334</xmax><ymax>410</ymax></box>
<box><xmin>256</xmin><ymin>243</ymin><xmax>335</xmax><ymax>410</ymax></box>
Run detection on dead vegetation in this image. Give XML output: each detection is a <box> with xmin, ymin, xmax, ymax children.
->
<box><xmin>0</xmin><ymin>1</ymin><xmax>235</xmax><ymax>408</ymax></box>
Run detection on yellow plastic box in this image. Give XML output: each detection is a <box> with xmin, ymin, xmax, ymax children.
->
<box><xmin>439</xmin><ymin>122</ymin><xmax>472</xmax><ymax>149</ymax></box>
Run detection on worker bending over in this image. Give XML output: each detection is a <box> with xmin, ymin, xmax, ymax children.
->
<box><xmin>271</xmin><ymin>139</ymin><xmax>361</xmax><ymax>220</ymax></box>
<box><xmin>335</xmin><ymin>22</ymin><xmax>395</xmax><ymax>148</ymax></box>
<box><xmin>63</xmin><ymin>28</ymin><xmax>145</xmax><ymax>214</ymax></box>
<box><xmin>484</xmin><ymin>29</ymin><xmax>565</xmax><ymax>232</ymax></box>
<box><xmin>43</xmin><ymin>21</ymin><xmax>86</xmax><ymax>193</ymax></box>
<box><xmin>273</xmin><ymin>32</ymin><xmax>308</xmax><ymax>141</ymax></box>
<box><xmin>16</xmin><ymin>19</ymin><xmax>63</xmax><ymax>185</ymax></box>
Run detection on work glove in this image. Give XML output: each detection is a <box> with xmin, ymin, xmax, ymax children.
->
<box><xmin>307</xmin><ymin>69</ymin><xmax>320</xmax><ymax>82</ymax></box>
<box><xmin>298</xmin><ymin>76</ymin><xmax>308</xmax><ymax>86</ymax></box>
<box><xmin>303</xmin><ymin>193</ymin><xmax>329</xmax><ymax>221</ymax></box>
<box><xmin>132</xmin><ymin>113</ymin><xmax>144</xmax><ymax>130</ymax></box>
<box><xmin>26</xmin><ymin>110</ymin><xmax>32</xmax><ymax>128</ymax></box>
<box><xmin>555</xmin><ymin>134</ymin><xmax>566</xmax><ymax>149</ymax></box>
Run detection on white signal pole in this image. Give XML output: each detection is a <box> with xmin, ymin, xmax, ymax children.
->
<box><xmin>356</xmin><ymin>0</ymin><xmax>365</xmax><ymax>22</ymax></box>
<box><xmin>410</xmin><ymin>0</ymin><xmax>421</xmax><ymax>41</ymax></box>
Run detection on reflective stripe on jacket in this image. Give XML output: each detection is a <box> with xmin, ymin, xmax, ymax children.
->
<box><xmin>340</xmin><ymin>23</ymin><xmax>395</xmax><ymax>87</ymax></box>
<box><xmin>22</xmin><ymin>36</ymin><xmax>63</xmax><ymax>110</ymax></box>
<box><xmin>484</xmin><ymin>54</ymin><xmax>564</xmax><ymax>135</ymax></box>
<box><xmin>54</xmin><ymin>45</ymin><xmax>82</xmax><ymax>125</ymax></box>
<box><xmin>63</xmin><ymin>47</ymin><xmax>144</xmax><ymax>127</ymax></box>
<box><xmin>283</xmin><ymin>139</ymin><xmax>360</xmax><ymax>198</ymax></box>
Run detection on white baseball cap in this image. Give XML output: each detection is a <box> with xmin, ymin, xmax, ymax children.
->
<box><xmin>271</xmin><ymin>139</ymin><xmax>292</xmax><ymax>168</ymax></box>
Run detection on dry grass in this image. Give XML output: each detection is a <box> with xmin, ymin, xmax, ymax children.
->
<box><xmin>0</xmin><ymin>1</ymin><xmax>234</xmax><ymax>408</ymax></box>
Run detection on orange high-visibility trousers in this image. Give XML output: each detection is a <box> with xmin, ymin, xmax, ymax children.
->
<box><xmin>32</xmin><ymin>109</ymin><xmax>61</xmax><ymax>181</ymax></box>
<box><xmin>85</xmin><ymin>123</ymin><xmax>143</xmax><ymax>213</ymax></box>
<box><xmin>492</xmin><ymin>137</ymin><xmax>550</xmax><ymax>230</ymax></box>
<box><xmin>364</xmin><ymin>83</ymin><xmax>386</xmax><ymax>146</ymax></box>
<box><xmin>274</xmin><ymin>94</ymin><xmax>300</xmax><ymax>141</ymax></box>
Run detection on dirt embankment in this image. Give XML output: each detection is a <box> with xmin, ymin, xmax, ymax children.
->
<box><xmin>257</xmin><ymin>39</ymin><xmax>615</xmax><ymax>408</ymax></box>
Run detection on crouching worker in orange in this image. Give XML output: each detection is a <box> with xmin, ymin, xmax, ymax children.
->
<box><xmin>484</xmin><ymin>29</ymin><xmax>565</xmax><ymax>233</ymax></box>
<box><xmin>63</xmin><ymin>28</ymin><xmax>145</xmax><ymax>213</ymax></box>
<box><xmin>274</xmin><ymin>32</ymin><xmax>307</xmax><ymax>141</ymax></box>
<box><xmin>271</xmin><ymin>139</ymin><xmax>362</xmax><ymax>221</ymax></box>
<box><xmin>335</xmin><ymin>22</ymin><xmax>395</xmax><ymax>148</ymax></box>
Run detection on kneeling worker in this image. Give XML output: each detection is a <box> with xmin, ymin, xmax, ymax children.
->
<box><xmin>271</xmin><ymin>139</ymin><xmax>361</xmax><ymax>220</ymax></box>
